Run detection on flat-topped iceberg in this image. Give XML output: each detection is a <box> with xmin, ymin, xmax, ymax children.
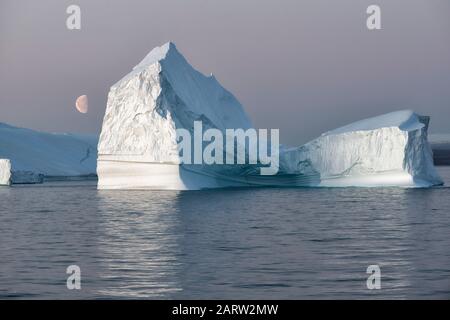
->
<box><xmin>280</xmin><ymin>110</ymin><xmax>443</xmax><ymax>187</ymax></box>
<box><xmin>97</xmin><ymin>42</ymin><xmax>442</xmax><ymax>190</ymax></box>
<box><xmin>0</xmin><ymin>123</ymin><xmax>98</xmax><ymax>184</ymax></box>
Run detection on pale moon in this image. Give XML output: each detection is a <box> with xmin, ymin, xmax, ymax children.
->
<box><xmin>75</xmin><ymin>95</ymin><xmax>88</xmax><ymax>114</ymax></box>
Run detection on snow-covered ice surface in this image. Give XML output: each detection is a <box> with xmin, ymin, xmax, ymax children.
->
<box><xmin>0</xmin><ymin>123</ymin><xmax>97</xmax><ymax>184</ymax></box>
<box><xmin>97</xmin><ymin>42</ymin><xmax>443</xmax><ymax>190</ymax></box>
<box><xmin>0</xmin><ymin>159</ymin><xmax>11</xmax><ymax>186</ymax></box>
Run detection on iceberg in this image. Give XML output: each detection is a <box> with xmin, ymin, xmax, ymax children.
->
<box><xmin>97</xmin><ymin>42</ymin><xmax>443</xmax><ymax>190</ymax></box>
<box><xmin>0</xmin><ymin>159</ymin><xmax>11</xmax><ymax>186</ymax></box>
<box><xmin>280</xmin><ymin>111</ymin><xmax>443</xmax><ymax>187</ymax></box>
<box><xmin>0</xmin><ymin>123</ymin><xmax>98</xmax><ymax>184</ymax></box>
<box><xmin>98</xmin><ymin>42</ymin><xmax>254</xmax><ymax>190</ymax></box>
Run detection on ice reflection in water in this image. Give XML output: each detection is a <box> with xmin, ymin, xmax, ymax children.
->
<box><xmin>0</xmin><ymin>168</ymin><xmax>449</xmax><ymax>299</ymax></box>
<box><xmin>95</xmin><ymin>190</ymin><xmax>183</xmax><ymax>298</ymax></box>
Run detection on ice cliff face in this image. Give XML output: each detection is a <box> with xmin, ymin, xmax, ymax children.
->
<box><xmin>98</xmin><ymin>42</ymin><xmax>251</xmax><ymax>164</ymax></box>
<box><xmin>97</xmin><ymin>42</ymin><xmax>442</xmax><ymax>190</ymax></box>
<box><xmin>0</xmin><ymin>159</ymin><xmax>11</xmax><ymax>186</ymax></box>
<box><xmin>0</xmin><ymin>123</ymin><xmax>98</xmax><ymax>184</ymax></box>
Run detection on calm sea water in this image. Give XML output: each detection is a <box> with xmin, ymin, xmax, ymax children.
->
<box><xmin>1</xmin><ymin>167</ymin><xmax>450</xmax><ymax>299</ymax></box>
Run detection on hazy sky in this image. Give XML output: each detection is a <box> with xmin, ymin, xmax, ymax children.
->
<box><xmin>1</xmin><ymin>0</ymin><xmax>449</xmax><ymax>145</ymax></box>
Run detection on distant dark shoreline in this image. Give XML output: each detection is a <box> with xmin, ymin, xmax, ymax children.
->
<box><xmin>432</xmin><ymin>144</ymin><xmax>450</xmax><ymax>166</ymax></box>
<box><xmin>44</xmin><ymin>174</ymin><xmax>98</xmax><ymax>182</ymax></box>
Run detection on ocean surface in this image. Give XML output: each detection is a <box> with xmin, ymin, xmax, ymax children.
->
<box><xmin>1</xmin><ymin>167</ymin><xmax>450</xmax><ymax>299</ymax></box>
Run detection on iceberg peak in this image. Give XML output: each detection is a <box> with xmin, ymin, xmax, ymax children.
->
<box><xmin>133</xmin><ymin>41</ymin><xmax>179</xmax><ymax>70</ymax></box>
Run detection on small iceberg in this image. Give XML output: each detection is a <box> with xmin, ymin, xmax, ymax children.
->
<box><xmin>0</xmin><ymin>159</ymin><xmax>11</xmax><ymax>186</ymax></box>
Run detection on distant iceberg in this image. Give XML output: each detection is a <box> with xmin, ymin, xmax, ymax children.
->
<box><xmin>0</xmin><ymin>159</ymin><xmax>11</xmax><ymax>186</ymax></box>
<box><xmin>0</xmin><ymin>123</ymin><xmax>97</xmax><ymax>184</ymax></box>
<box><xmin>97</xmin><ymin>42</ymin><xmax>443</xmax><ymax>190</ymax></box>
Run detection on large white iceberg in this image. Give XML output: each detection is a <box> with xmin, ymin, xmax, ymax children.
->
<box><xmin>97</xmin><ymin>42</ymin><xmax>443</xmax><ymax>190</ymax></box>
<box><xmin>0</xmin><ymin>123</ymin><xmax>97</xmax><ymax>184</ymax></box>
